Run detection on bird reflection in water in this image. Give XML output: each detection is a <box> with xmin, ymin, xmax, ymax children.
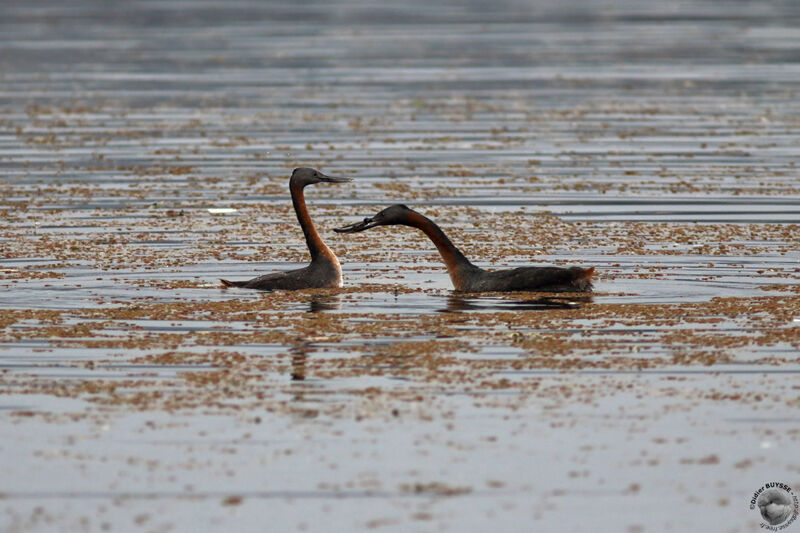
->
<box><xmin>306</xmin><ymin>292</ymin><xmax>341</xmax><ymax>313</ymax></box>
<box><xmin>289</xmin><ymin>292</ymin><xmax>340</xmax><ymax>381</ymax></box>
<box><xmin>290</xmin><ymin>340</ymin><xmax>311</xmax><ymax>381</ymax></box>
<box><xmin>441</xmin><ymin>294</ymin><xmax>592</xmax><ymax>313</ymax></box>
<box><xmin>287</xmin><ymin>339</ymin><xmax>323</xmax><ymax>418</ymax></box>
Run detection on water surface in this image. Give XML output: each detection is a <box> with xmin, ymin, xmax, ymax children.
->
<box><xmin>1</xmin><ymin>1</ymin><xmax>799</xmax><ymax>532</ymax></box>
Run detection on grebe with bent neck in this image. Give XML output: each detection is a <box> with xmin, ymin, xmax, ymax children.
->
<box><xmin>335</xmin><ymin>204</ymin><xmax>594</xmax><ymax>293</ymax></box>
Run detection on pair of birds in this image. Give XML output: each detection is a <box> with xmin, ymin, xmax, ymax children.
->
<box><xmin>221</xmin><ymin>168</ymin><xmax>594</xmax><ymax>293</ymax></box>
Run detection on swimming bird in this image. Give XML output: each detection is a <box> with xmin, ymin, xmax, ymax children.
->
<box><xmin>220</xmin><ymin>168</ymin><xmax>351</xmax><ymax>290</ymax></box>
<box><xmin>335</xmin><ymin>204</ymin><xmax>594</xmax><ymax>292</ymax></box>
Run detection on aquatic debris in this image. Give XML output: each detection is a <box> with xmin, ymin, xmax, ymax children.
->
<box><xmin>399</xmin><ymin>482</ymin><xmax>472</xmax><ymax>497</ymax></box>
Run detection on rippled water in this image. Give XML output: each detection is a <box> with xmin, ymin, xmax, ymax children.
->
<box><xmin>1</xmin><ymin>1</ymin><xmax>800</xmax><ymax>532</ymax></box>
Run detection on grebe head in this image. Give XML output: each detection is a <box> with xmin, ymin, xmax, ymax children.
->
<box><xmin>334</xmin><ymin>204</ymin><xmax>412</xmax><ymax>233</ymax></box>
<box><xmin>290</xmin><ymin>167</ymin><xmax>352</xmax><ymax>187</ymax></box>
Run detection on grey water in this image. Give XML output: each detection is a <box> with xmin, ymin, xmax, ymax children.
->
<box><xmin>1</xmin><ymin>1</ymin><xmax>799</xmax><ymax>532</ymax></box>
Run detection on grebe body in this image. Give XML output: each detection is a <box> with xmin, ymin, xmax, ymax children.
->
<box><xmin>335</xmin><ymin>204</ymin><xmax>593</xmax><ymax>293</ymax></box>
<box><xmin>221</xmin><ymin>168</ymin><xmax>349</xmax><ymax>291</ymax></box>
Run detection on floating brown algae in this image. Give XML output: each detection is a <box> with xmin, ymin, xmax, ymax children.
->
<box><xmin>2</xmin><ymin>1</ymin><xmax>800</xmax><ymax>531</ymax></box>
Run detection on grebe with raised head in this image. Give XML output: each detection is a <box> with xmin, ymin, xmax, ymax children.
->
<box><xmin>335</xmin><ymin>204</ymin><xmax>594</xmax><ymax>293</ymax></box>
<box><xmin>221</xmin><ymin>168</ymin><xmax>351</xmax><ymax>291</ymax></box>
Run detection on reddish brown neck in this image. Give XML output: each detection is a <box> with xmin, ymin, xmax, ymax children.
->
<box><xmin>291</xmin><ymin>182</ymin><xmax>332</xmax><ymax>262</ymax></box>
<box><xmin>405</xmin><ymin>211</ymin><xmax>476</xmax><ymax>288</ymax></box>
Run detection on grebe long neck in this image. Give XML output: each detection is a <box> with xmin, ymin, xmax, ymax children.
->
<box><xmin>290</xmin><ymin>181</ymin><xmax>332</xmax><ymax>262</ymax></box>
<box><xmin>406</xmin><ymin>211</ymin><xmax>478</xmax><ymax>288</ymax></box>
